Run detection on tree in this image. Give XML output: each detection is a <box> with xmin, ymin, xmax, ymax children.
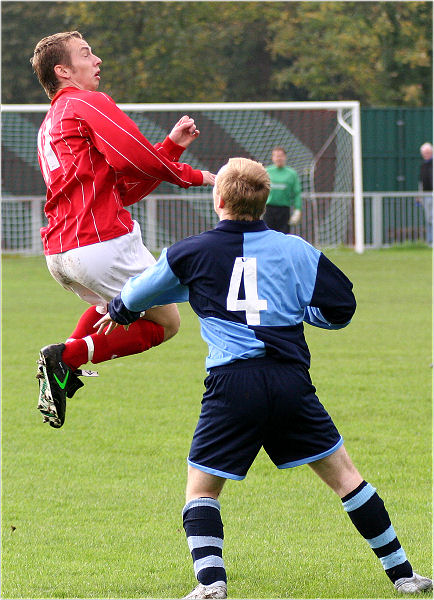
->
<box><xmin>1</xmin><ymin>1</ymin><xmax>432</xmax><ymax>106</ymax></box>
<box><xmin>2</xmin><ymin>1</ymin><xmax>77</xmax><ymax>103</ymax></box>
<box><xmin>62</xmin><ymin>1</ymin><xmax>280</xmax><ymax>102</ymax></box>
<box><xmin>268</xmin><ymin>1</ymin><xmax>432</xmax><ymax>106</ymax></box>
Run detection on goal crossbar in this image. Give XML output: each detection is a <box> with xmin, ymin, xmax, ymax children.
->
<box><xmin>2</xmin><ymin>100</ymin><xmax>361</xmax><ymax>112</ymax></box>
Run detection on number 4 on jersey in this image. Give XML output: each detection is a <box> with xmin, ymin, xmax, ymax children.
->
<box><xmin>227</xmin><ymin>257</ymin><xmax>268</xmax><ymax>325</ymax></box>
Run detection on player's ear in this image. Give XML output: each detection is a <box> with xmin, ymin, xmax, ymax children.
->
<box><xmin>54</xmin><ymin>64</ymin><xmax>71</xmax><ymax>80</ymax></box>
<box><xmin>218</xmin><ymin>197</ymin><xmax>225</xmax><ymax>209</ymax></box>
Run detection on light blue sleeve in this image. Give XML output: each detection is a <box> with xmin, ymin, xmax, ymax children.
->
<box><xmin>303</xmin><ymin>306</ymin><xmax>351</xmax><ymax>330</ymax></box>
<box><xmin>121</xmin><ymin>248</ymin><xmax>189</xmax><ymax>312</ymax></box>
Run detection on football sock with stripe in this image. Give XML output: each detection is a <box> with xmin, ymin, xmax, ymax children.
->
<box><xmin>183</xmin><ymin>497</ymin><xmax>227</xmax><ymax>586</ymax></box>
<box><xmin>341</xmin><ymin>481</ymin><xmax>413</xmax><ymax>582</ymax></box>
<box><xmin>63</xmin><ymin>318</ymin><xmax>164</xmax><ymax>369</ymax></box>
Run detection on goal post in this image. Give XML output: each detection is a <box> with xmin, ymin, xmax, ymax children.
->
<box><xmin>1</xmin><ymin>101</ymin><xmax>364</xmax><ymax>254</ymax></box>
<box><xmin>350</xmin><ymin>102</ymin><xmax>364</xmax><ymax>254</ymax></box>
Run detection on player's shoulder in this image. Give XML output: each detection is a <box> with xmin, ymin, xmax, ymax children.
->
<box><xmin>175</xmin><ymin>228</ymin><xmax>218</xmax><ymax>249</ymax></box>
<box><xmin>284</xmin><ymin>232</ymin><xmax>314</xmax><ymax>246</ymax></box>
<box><xmin>282</xmin><ymin>233</ymin><xmax>321</xmax><ymax>256</ymax></box>
<box><xmin>56</xmin><ymin>88</ymin><xmax>116</xmax><ymax>111</ymax></box>
<box><xmin>167</xmin><ymin>229</ymin><xmax>218</xmax><ymax>260</ymax></box>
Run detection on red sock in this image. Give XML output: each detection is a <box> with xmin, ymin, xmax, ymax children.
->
<box><xmin>62</xmin><ymin>338</ymin><xmax>89</xmax><ymax>371</ymax></box>
<box><xmin>68</xmin><ymin>306</ymin><xmax>101</xmax><ymax>340</ymax></box>
<box><xmin>90</xmin><ymin>319</ymin><xmax>164</xmax><ymax>363</ymax></box>
<box><xmin>62</xmin><ymin>319</ymin><xmax>164</xmax><ymax>369</ymax></box>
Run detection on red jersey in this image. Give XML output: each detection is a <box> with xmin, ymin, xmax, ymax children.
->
<box><xmin>37</xmin><ymin>87</ymin><xmax>204</xmax><ymax>255</ymax></box>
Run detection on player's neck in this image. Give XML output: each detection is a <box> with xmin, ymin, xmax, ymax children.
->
<box><xmin>219</xmin><ymin>212</ymin><xmax>254</xmax><ymax>222</ymax></box>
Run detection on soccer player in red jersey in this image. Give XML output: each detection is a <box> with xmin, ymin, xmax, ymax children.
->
<box><xmin>30</xmin><ymin>31</ymin><xmax>216</xmax><ymax>428</ymax></box>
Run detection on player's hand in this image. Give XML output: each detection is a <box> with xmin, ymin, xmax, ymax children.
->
<box><xmin>201</xmin><ymin>171</ymin><xmax>216</xmax><ymax>186</ymax></box>
<box><xmin>289</xmin><ymin>209</ymin><xmax>301</xmax><ymax>225</ymax></box>
<box><xmin>169</xmin><ymin>115</ymin><xmax>200</xmax><ymax>149</ymax></box>
<box><xmin>94</xmin><ymin>313</ymin><xmax>128</xmax><ymax>335</ymax></box>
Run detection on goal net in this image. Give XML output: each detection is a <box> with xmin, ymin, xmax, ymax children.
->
<box><xmin>1</xmin><ymin>102</ymin><xmax>363</xmax><ymax>254</ymax></box>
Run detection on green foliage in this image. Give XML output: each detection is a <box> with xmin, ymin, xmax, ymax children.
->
<box><xmin>2</xmin><ymin>1</ymin><xmax>432</xmax><ymax>105</ymax></box>
<box><xmin>1</xmin><ymin>249</ymin><xmax>432</xmax><ymax>598</ymax></box>
<box><xmin>1</xmin><ymin>1</ymin><xmax>77</xmax><ymax>103</ymax></box>
<box><xmin>269</xmin><ymin>1</ymin><xmax>433</xmax><ymax>106</ymax></box>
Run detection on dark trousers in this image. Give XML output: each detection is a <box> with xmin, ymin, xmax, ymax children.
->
<box><xmin>263</xmin><ymin>205</ymin><xmax>290</xmax><ymax>234</ymax></box>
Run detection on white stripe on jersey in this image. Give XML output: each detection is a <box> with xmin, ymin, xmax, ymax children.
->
<box><xmin>72</xmin><ymin>96</ymin><xmax>194</xmax><ymax>185</ymax></box>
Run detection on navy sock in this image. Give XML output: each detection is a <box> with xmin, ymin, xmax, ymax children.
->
<box><xmin>182</xmin><ymin>497</ymin><xmax>227</xmax><ymax>586</ymax></box>
<box><xmin>342</xmin><ymin>481</ymin><xmax>413</xmax><ymax>582</ymax></box>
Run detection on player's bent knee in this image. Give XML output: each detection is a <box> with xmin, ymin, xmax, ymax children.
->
<box><xmin>145</xmin><ymin>304</ymin><xmax>180</xmax><ymax>341</ymax></box>
<box><xmin>162</xmin><ymin>312</ymin><xmax>180</xmax><ymax>341</ymax></box>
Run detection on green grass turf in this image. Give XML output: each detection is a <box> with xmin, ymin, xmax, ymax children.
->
<box><xmin>1</xmin><ymin>248</ymin><xmax>432</xmax><ymax>599</ymax></box>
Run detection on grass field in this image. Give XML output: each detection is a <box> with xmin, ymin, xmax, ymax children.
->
<box><xmin>1</xmin><ymin>248</ymin><xmax>433</xmax><ymax>600</ymax></box>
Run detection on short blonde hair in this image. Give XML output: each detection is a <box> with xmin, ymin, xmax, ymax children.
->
<box><xmin>216</xmin><ymin>157</ymin><xmax>270</xmax><ymax>220</ymax></box>
<box><xmin>30</xmin><ymin>31</ymin><xmax>83</xmax><ymax>99</ymax></box>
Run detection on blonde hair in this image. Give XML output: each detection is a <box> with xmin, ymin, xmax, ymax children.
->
<box><xmin>30</xmin><ymin>31</ymin><xmax>83</xmax><ymax>99</ymax></box>
<box><xmin>216</xmin><ymin>157</ymin><xmax>270</xmax><ymax>220</ymax></box>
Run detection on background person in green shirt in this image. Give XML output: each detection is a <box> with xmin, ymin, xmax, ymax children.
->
<box><xmin>264</xmin><ymin>146</ymin><xmax>302</xmax><ymax>233</ymax></box>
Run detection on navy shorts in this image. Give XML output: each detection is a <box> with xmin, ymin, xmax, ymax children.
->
<box><xmin>188</xmin><ymin>357</ymin><xmax>343</xmax><ymax>480</ymax></box>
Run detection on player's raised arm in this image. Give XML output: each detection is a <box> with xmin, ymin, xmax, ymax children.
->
<box><xmin>75</xmin><ymin>93</ymin><xmax>207</xmax><ymax>188</ymax></box>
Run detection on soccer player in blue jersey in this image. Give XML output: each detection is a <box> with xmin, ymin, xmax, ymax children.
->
<box><xmin>95</xmin><ymin>158</ymin><xmax>432</xmax><ymax>599</ymax></box>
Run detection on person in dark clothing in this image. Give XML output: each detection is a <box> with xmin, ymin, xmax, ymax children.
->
<box><xmin>418</xmin><ymin>142</ymin><xmax>433</xmax><ymax>245</ymax></box>
<box><xmin>419</xmin><ymin>142</ymin><xmax>433</xmax><ymax>191</ymax></box>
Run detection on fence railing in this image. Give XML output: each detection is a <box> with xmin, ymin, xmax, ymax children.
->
<box><xmin>1</xmin><ymin>192</ymin><xmax>432</xmax><ymax>254</ymax></box>
<box><xmin>363</xmin><ymin>192</ymin><xmax>433</xmax><ymax>248</ymax></box>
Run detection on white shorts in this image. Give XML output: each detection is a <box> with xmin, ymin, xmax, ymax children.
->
<box><xmin>46</xmin><ymin>221</ymin><xmax>156</xmax><ymax>313</ymax></box>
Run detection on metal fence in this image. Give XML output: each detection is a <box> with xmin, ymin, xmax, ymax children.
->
<box><xmin>1</xmin><ymin>192</ymin><xmax>432</xmax><ymax>255</ymax></box>
<box><xmin>363</xmin><ymin>192</ymin><xmax>433</xmax><ymax>247</ymax></box>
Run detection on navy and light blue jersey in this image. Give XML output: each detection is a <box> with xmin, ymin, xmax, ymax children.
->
<box><xmin>109</xmin><ymin>220</ymin><xmax>356</xmax><ymax>370</ymax></box>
